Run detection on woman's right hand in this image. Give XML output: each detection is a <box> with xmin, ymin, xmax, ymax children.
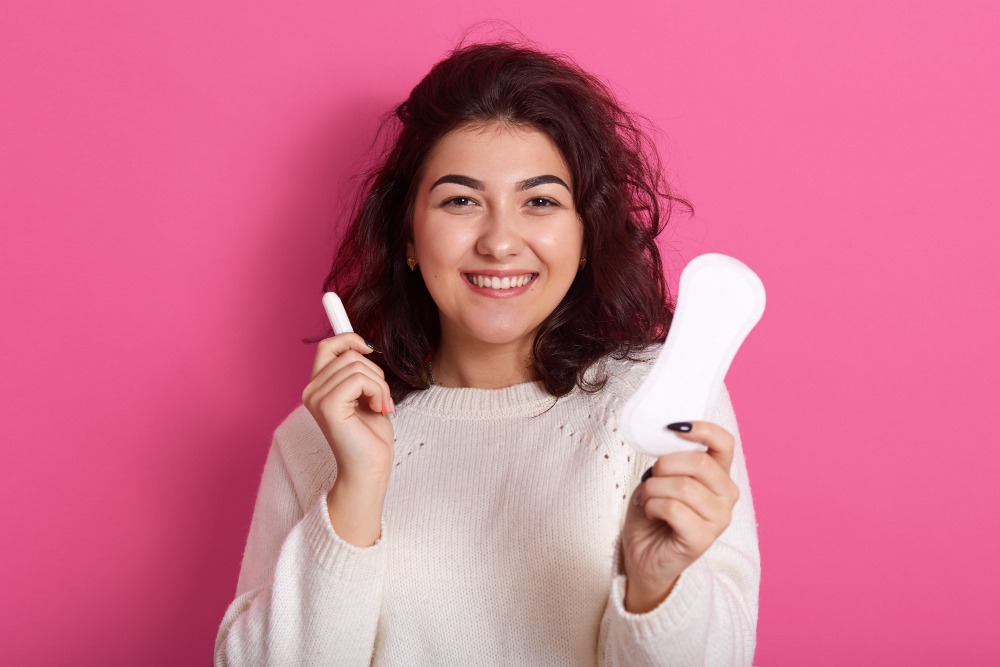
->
<box><xmin>302</xmin><ymin>334</ymin><xmax>395</xmax><ymax>546</ymax></box>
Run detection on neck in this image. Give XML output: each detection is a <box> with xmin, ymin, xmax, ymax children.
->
<box><xmin>432</xmin><ymin>338</ymin><xmax>536</xmax><ymax>389</ymax></box>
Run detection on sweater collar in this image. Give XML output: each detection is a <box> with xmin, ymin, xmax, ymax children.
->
<box><xmin>399</xmin><ymin>381</ymin><xmax>561</xmax><ymax>419</ymax></box>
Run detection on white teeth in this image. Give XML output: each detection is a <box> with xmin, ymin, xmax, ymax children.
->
<box><xmin>467</xmin><ymin>274</ymin><xmax>534</xmax><ymax>290</ymax></box>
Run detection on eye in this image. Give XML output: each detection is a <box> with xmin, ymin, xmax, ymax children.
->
<box><xmin>441</xmin><ymin>196</ymin><xmax>478</xmax><ymax>208</ymax></box>
<box><xmin>525</xmin><ymin>197</ymin><xmax>559</xmax><ymax>208</ymax></box>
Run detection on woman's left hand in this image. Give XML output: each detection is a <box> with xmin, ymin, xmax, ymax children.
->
<box><xmin>620</xmin><ymin>421</ymin><xmax>740</xmax><ymax>613</ymax></box>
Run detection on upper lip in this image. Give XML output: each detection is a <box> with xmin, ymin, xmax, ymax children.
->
<box><xmin>462</xmin><ymin>269</ymin><xmax>538</xmax><ymax>277</ymax></box>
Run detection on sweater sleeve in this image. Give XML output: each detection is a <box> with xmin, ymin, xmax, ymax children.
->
<box><xmin>213</xmin><ymin>429</ymin><xmax>388</xmax><ymax>667</ymax></box>
<box><xmin>598</xmin><ymin>386</ymin><xmax>761</xmax><ymax>667</ymax></box>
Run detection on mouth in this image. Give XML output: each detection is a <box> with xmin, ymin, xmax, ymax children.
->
<box><xmin>463</xmin><ymin>273</ymin><xmax>537</xmax><ymax>290</ymax></box>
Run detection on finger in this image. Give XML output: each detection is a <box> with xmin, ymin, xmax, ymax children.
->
<box><xmin>642</xmin><ymin>475</ymin><xmax>731</xmax><ymax>525</ymax></box>
<box><xmin>310</xmin><ymin>358</ymin><xmax>392</xmax><ymax>413</ymax></box>
<box><xmin>640</xmin><ymin>497</ymin><xmax>714</xmax><ymax>552</ymax></box>
<box><xmin>304</xmin><ymin>359</ymin><xmax>390</xmax><ymax>416</ymax></box>
<box><xmin>665</xmin><ymin>421</ymin><xmax>735</xmax><ymax>472</ymax></box>
<box><xmin>648</xmin><ymin>452</ymin><xmax>737</xmax><ymax>498</ymax></box>
<box><xmin>312</xmin><ymin>366</ymin><xmax>390</xmax><ymax>418</ymax></box>
<box><xmin>307</xmin><ymin>348</ymin><xmax>384</xmax><ymax>394</ymax></box>
<box><xmin>311</xmin><ymin>334</ymin><xmax>377</xmax><ymax>379</ymax></box>
<box><xmin>311</xmin><ymin>334</ymin><xmax>377</xmax><ymax>378</ymax></box>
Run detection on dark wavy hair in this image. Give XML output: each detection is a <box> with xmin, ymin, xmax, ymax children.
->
<box><xmin>324</xmin><ymin>41</ymin><xmax>689</xmax><ymax>402</ymax></box>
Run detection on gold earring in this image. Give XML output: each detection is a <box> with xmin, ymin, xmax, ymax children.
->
<box><xmin>578</xmin><ymin>257</ymin><xmax>587</xmax><ymax>270</ymax></box>
<box><xmin>407</xmin><ymin>257</ymin><xmax>417</xmax><ymax>271</ymax></box>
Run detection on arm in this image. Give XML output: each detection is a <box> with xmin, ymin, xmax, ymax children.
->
<box><xmin>599</xmin><ymin>387</ymin><xmax>760</xmax><ymax>666</ymax></box>
<box><xmin>216</xmin><ymin>333</ymin><xmax>395</xmax><ymax>665</ymax></box>
<box><xmin>213</xmin><ymin>434</ymin><xmax>388</xmax><ymax>667</ymax></box>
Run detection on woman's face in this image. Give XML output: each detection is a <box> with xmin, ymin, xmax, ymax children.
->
<box><xmin>408</xmin><ymin>123</ymin><xmax>585</xmax><ymax>354</ymax></box>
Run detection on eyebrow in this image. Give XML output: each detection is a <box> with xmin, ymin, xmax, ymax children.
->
<box><xmin>430</xmin><ymin>175</ymin><xmax>485</xmax><ymax>191</ymax></box>
<box><xmin>429</xmin><ymin>174</ymin><xmax>572</xmax><ymax>193</ymax></box>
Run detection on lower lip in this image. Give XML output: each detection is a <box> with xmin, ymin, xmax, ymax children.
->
<box><xmin>463</xmin><ymin>276</ymin><xmax>537</xmax><ymax>299</ymax></box>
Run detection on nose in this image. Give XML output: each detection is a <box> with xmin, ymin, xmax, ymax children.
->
<box><xmin>475</xmin><ymin>205</ymin><xmax>524</xmax><ymax>260</ymax></box>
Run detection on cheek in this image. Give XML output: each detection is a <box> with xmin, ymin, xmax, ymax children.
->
<box><xmin>538</xmin><ymin>228</ymin><xmax>585</xmax><ymax>273</ymax></box>
<box><xmin>414</xmin><ymin>218</ymin><xmax>474</xmax><ymax>265</ymax></box>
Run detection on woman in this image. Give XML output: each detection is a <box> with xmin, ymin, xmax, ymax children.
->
<box><xmin>216</xmin><ymin>42</ymin><xmax>759</xmax><ymax>666</ymax></box>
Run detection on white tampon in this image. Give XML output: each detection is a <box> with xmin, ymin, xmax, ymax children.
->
<box><xmin>322</xmin><ymin>292</ymin><xmax>354</xmax><ymax>335</ymax></box>
<box><xmin>620</xmin><ymin>254</ymin><xmax>766</xmax><ymax>457</ymax></box>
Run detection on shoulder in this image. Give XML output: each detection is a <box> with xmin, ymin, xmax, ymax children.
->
<box><xmin>271</xmin><ymin>404</ymin><xmax>338</xmax><ymax>505</ymax></box>
<box><xmin>586</xmin><ymin>344</ymin><xmax>662</xmax><ymax>398</ymax></box>
<box><xmin>274</xmin><ymin>403</ymin><xmax>323</xmax><ymax>443</ymax></box>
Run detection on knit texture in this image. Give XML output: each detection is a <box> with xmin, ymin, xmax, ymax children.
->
<box><xmin>215</xmin><ymin>352</ymin><xmax>760</xmax><ymax>666</ymax></box>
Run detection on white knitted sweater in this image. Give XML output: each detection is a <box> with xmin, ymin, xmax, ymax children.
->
<box><xmin>215</xmin><ymin>353</ymin><xmax>760</xmax><ymax>666</ymax></box>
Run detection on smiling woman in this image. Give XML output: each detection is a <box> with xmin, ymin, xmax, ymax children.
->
<box><xmin>324</xmin><ymin>42</ymin><xmax>685</xmax><ymax>404</ymax></box>
<box><xmin>215</xmin><ymin>41</ymin><xmax>760</xmax><ymax>666</ymax></box>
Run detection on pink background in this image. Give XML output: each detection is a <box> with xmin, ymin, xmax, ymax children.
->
<box><xmin>2</xmin><ymin>1</ymin><xmax>997</xmax><ymax>664</ymax></box>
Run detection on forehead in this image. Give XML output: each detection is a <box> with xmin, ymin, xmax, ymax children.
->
<box><xmin>421</xmin><ymin>123</ymin><xmax>571</xmax><ymax>184</ymax></box>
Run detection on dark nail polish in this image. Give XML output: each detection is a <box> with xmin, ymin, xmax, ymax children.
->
<box><xmin>666</xmin><ymin>422</ymin><xmax>693</xmax><ymax>433</ymax></box>
<box><xmin>365</xmin><ymin>340</ymin><xmax>383</xmax><ymax>354</ymax></box>
<box><xmin>641</xmin><ymin>467</ymin><xmax>653</xmax><ymax>483</ymax></box>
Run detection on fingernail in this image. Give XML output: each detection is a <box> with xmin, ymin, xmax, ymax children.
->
<box><xmin>365</xmin><ymin>340</ymin><xmax>383</xmax><ymax>354</ymax></box>
<box><xmin>632</xmin><ymin>490</ymin><xmax>643</xmax><ymax>507</ymax></box>
<box><xmin>388</xmin><ymin>397</ymin><xmax>396</xmax><ymax>417</ymax></box>
<box><xmin>665</xmin><ymin>422</ymin><xmax>693</xmax><ymax>432</ymax></box>
<box><xmin>641</xmin><ymin>467</ymin><xmax>654</xmax><ymax>483</ymax></box>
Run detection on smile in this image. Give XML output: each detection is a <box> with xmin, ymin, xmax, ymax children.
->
<box><xmin>463</xmin><ymin>273</ymin><xmax>537</xmax><ymax>289</ymax></box>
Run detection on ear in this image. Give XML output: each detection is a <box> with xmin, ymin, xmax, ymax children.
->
<box><xmin>406</xmin><ymin>241</ymin><xmax>416</xmax><ymax>257</ymax></box>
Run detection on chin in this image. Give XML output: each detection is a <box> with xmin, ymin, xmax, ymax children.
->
<box><xmin>460</xmin><ymin>319</ymin><xmax>539</xmax><ymax>348</ymax></box>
